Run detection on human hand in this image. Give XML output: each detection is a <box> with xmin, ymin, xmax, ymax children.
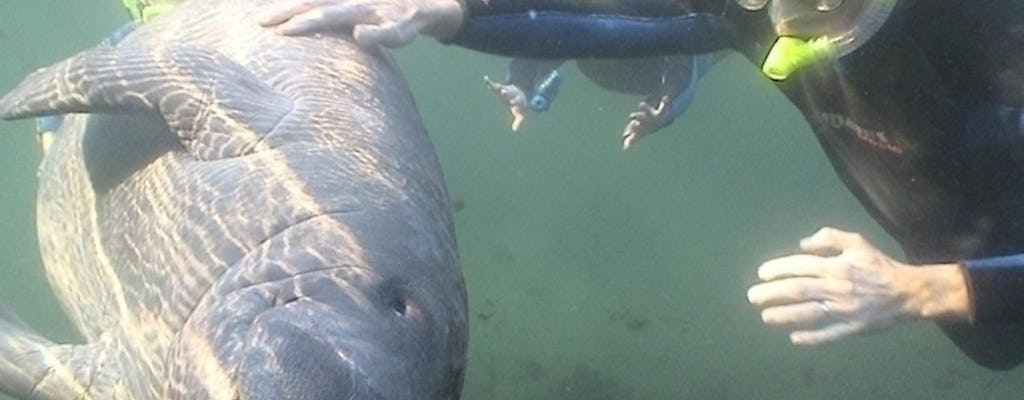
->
<box><xmin>483</xmin><ymin>75</ymin><xmax>529</xmax><ymax>132</ymax></box>
<box><xmin>257</xmin><ymin>0</ymin><xmax>464</xmax><ymax>48</ymax></box>
<box><xmin>746</xmin><ymin>227</ymin><xmax>968</xmax><ymax>346</ymax></box>
<box><xmin>621</xmin><ymin>96</ymin><xmax>672</xmax><ymax>150</ymax></box>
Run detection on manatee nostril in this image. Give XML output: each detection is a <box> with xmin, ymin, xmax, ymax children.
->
<box><xmin>377</xmin><ymin>278</ymin><xmax>414</xmax><ymax>319</ymax></box>
<box><xmin>389</xmin><ymin>296</ymin><xmax>408</xmax><ymax>317</ymax></box>
<box><xmin>268</xmin><ymin>288</ymin><xmax>301</xmax><ymax>308</ymax></box>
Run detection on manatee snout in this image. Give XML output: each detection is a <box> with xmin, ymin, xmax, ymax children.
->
<box><xmin>224</xmin><ymin>268</ymin><xmax>464</xmax><ymax>400</ymax></box>
<box><xmin>236</xmin><ymin>311</ymin><xmax>378</xmax><ymax>400</ymax></box>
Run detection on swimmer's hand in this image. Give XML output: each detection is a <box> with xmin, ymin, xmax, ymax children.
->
<box><xmin>483</xmin><ymin>76</ymin><xmax>529</xmax><ymax>132</ymax></box>
<box><xmin>621</xmin><ymin>96</ymin><xmax>672</xmax><ymax>150</ymax></box>
<box><xmin>257</xmin><ymin>0</ymin><xmax>464</xmax><ymax>48</ymax></box>
<box><xmin>746</xmin><ymin>227</ymin><xmax>970</xmax><ymax>346</ymax></box>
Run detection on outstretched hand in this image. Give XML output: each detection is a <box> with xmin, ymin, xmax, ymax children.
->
<box><xmin>622</xmin><ymin>96</ymin><xmax>672</xmax><ymax>150</ymax></box>
<box><xmin>747</xmin><ymin>227</ymin><xmax>970</xmax><ymax>346</ymax></box>
<box><xmin>258</xmin><ymin>0</ymin><xmax>464</xmax><ymax>48</ymax></box>
<box><xmin>483</xmin><ymin>76</ymin><xmax>529</xmax><ymax>132</ymax></box>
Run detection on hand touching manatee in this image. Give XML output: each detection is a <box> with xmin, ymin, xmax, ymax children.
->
<box><xmin>747</xmin><ymin>227</ymin><xmax>971</xmax><ymax>346</ymax></box>
<box><xmin>258</xmin><ymin>0</ymin><xmax>464</xmax><ymax>47</ymax></box>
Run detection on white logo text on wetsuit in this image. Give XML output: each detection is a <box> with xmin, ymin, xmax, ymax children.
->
<box><xmin>815</xmin><ymin>112</ymin><xmax>904</xmax><ymax>155</ymax></box>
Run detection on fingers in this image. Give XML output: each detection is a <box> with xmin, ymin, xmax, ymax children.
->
<box><xmin>756</xmin><ymin>253</ymin><xmax>845</xmax><ymax>281</ymax></box>
<box><xmin>760</xmin><ymin>301</ymin><xmax>830</xmax><ymax>326</ymax></box>
<box><xmin>621</xmin><ymin>120</ymin><xmax>641</xmax><ymax>150</ymax></box>
<box><xmin>749</xmin><ymin>276</ymin><xmax>863</xmax><ymax>346</ymax></box>
<box><xmin>354</xmin><ymin>21</ymin><xmax>415</xmax><ymax>48</ymax></box>
<box><xmin>365</xmin><ymin>8</ymin><xmax>422</xmax><ymax>47</ymax></box>
<box><xmin>509</xmin><ymin>106</ymin><xmax>526</xmax><ymax>132</ymax></box>
<box><xmin>650</xmin><ymin>96</ymin><xmax>669</xmax><ymax>115</ymax></box>
<box><xmin>621</xmin><ymin>97</ymin><xmax>672</xmax><ymax>150</ymax></box>
<box><xmin>482</xmin><ymin>77</ymin><xmax>529</xmax><ymax>132</ymax></box>
<box><xmin>790</xmin><ymin>322</ymin><xmax>859</xmax><ymax>346</ymax></box>
<box><xmin>747</xmin><ymin>277</ymin><xmax>851</xmax><ymax>307</ymax></box>
<box><xmin>750</xmin><ymin>229</ymin><xmax>901</xmax><ymax>347</ymax></box>
<box><xmin>260</xmin><ymin>1</ymin><xmax>380</xmax><ymax>37</ymax></box>
<box><xmin>257</xmin><ymin>0</ymin><xmax>320</xmax><ymax>26</ymax></box>
<box><xmin>257</xmin><ymin>0</ymin><xmax>458</xmax><ymax>45</ymax></box>
<box><xmin>634</xmin><ymin>96</ymin><xmax>668</xmax><ymax>118</ymax></box>
<box><xmin>800</xmin><ymin>226</ymin><xmax>873</xmax><ymax>256</ymax></box>
<box><xmin>639</xmin><ymin>100</ymin><xmax>659</xmax><ymax>116</ymax></box>
<box><xmin>273</xmin><ymin>10</ymin><xmax>331</xmax><ymax>36</ymax></box>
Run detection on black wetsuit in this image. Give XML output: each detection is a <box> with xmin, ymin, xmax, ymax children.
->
<box><xmin>449</xmin><ymin>0</ymin><xmax>735</xmax><ymax>57</ymax></box>
<box><xmin>448</xmin><ymin>0</ymin><xmax>1024</xmax><ymax>369</ymax></box>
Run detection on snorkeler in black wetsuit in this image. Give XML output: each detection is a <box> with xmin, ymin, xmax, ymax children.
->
<box><xmin>733</xmin><ymin>0</ymin><xmax>1024</xmax><ymax>369</ymax></box>
<box><xmin>255</xmin><ymin>0</ymin><xmax>1024</xmax><ymax>369</ymax></box>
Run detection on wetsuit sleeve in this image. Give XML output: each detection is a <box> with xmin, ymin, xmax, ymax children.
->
<box><xmin>444</xmin><ymin>0</ymin><xmax>737</xmax><ymax>58</ymax></box>
<box><xmin>961</xmin><ymin>255</ymin><xmax>1024</xmax><ymax>322</ymax></box>
<box><xmin>957</xmin><ymin>105</ymin><xmax>1024</xmax><ymax>323</ymax></box>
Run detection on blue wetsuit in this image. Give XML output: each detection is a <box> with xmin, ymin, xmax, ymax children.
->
<box><xmin>447</xmin><ymin>0</ymin><xmax>1024</xmax><ymax>369</ymax></box>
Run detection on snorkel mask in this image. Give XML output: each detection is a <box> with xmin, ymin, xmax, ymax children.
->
<box><xmin>737</xmin><ymin>0</ymin><xmax>897</xmax><ymax>80</ymax></box>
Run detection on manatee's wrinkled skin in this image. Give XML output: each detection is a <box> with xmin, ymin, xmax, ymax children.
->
<box><xmin>0</xmin><ymin>0</ymin><xmax>467</xmax><ymax>398</ymax></box>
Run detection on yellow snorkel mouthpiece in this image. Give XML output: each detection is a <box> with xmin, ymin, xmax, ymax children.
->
<box><xmin>122</xmin><ymin>0</ymin><xmax>176</xmax><ymax>23</ymax></box>
<box><xmin>761</xmin><ymin>35</ymin><xmax>837</xmax><ymax>81</ymax></box>
<box><xmin>755</xmin><ymin>0</ymin><xmax>897</xmax><ymax>81</ymax></box>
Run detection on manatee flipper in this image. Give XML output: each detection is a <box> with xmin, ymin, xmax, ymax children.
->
<box><xmin>0</xmin><ymin>45</ymin><xmax>294</xmax><ymax>160</ymax></box>
<box><xmin>0</xmin><ymin>301</ymin><xmax>112</xmax><ymax>400</ymax></box>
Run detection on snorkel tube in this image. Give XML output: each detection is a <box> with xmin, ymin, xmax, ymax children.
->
<box><xmin>739</xmin><ymin>0</ymin><xmax>897</xmax><ymax>80</ymax></box>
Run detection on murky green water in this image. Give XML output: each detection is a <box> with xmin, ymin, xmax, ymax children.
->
<box><xmin>1</xmin><ymin>2</ymin><xmax>1023</xmax><ymax>399</ymax></box>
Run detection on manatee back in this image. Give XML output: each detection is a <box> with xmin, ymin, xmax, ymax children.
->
<box><xmin>19</xmin><ymin>0</ymin><xmax>466</xmax><ymax>398</ymax></box>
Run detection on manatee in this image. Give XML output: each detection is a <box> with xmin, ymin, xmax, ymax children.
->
<box><xmin>0</xmin><ymin>0</ymin><xmax>467</xmax><ymax>398</ymax></box>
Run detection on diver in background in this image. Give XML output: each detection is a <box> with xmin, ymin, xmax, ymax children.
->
<box><xmin>468</xmin><ymin>1</ymin><xmax>725</xmax><ymax>149</ymax></box>
<box><xmin>254</xmin><ymin>0</ymin><xmax>1024</xmax><ymax>369</ymax></box>
<box><xmin>483</xmin><ymin>53</ymin><xmax>716</xmax><ymax>150</ymax></box>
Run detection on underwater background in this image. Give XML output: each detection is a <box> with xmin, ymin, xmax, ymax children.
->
<box><xmin>2</xmin><ymin>1</ymin><xmax>1024</xmax><ymax>399</ymax></box>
